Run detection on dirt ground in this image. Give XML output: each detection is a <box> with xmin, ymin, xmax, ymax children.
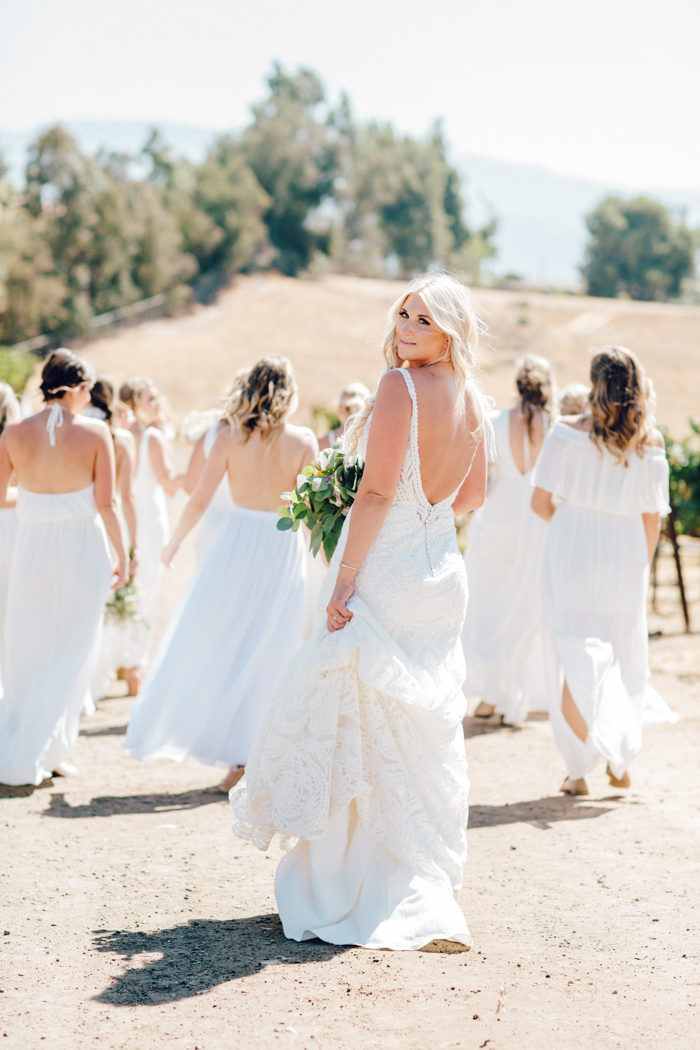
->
<box><xmin>2</xmin><ymin>276</ymin><xmax>699</xmax><ymax>1048</ymax></box>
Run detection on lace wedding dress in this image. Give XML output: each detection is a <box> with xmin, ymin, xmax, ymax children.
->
<box><xmin>231</xmin><ymin>368</ymin><xmax>472</xmax><ymax>950</ymax></box>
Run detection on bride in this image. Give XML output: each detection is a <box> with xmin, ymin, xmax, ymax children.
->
<box><xmin>231</xmin><ymin>272</ymin><xmax>490</xmax><ymax>951</ymax></box>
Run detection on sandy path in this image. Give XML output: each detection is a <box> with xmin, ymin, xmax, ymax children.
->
<box><xmin>1</xmin><ymin>534</ymin><xmax>698</xmax><ymax>1049</ymax></box>
<box><xmin>2</xmin><ymin>276</ymin><xmax>699</xmax><ymax>1047</ymax></box>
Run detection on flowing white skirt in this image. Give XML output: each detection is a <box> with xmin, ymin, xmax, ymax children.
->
<box><xmin>0</xmin><ymin>487</ymin><xmax>112</xmax><ymax>786</ymax></box>
<box><xmin>125</xmin><ymin>487</ymin><xmax>168</xmax><ymax>668</ymax></box>
<box><xmin>0</xmin><ymin>507</ymin><xmax>18</xmax><ymax>692</ymax></box>
<box><xmin>462</xmin><ymin>479</ymin><xmax>549</xmax><ymax>724</ymax></box>
<box><xmin>541</xmin><ymin>503</ymin><xmax>677</xmax><ymax>779</ymax></box>
<box><xmin>124</xmin><ymin>505</ymin><xmax>306</xmax><ymax>768</ymax></box>
<box><xmin>231</xmin><ymin>503</ymin><xmax>472</xmax><ymax>950</ymax></box>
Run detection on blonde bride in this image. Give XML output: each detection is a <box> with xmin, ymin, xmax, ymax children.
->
<box><xmin>231</xmin><ymin>273</ymin><xmax>490</xmax><ymax>951</ymax></box>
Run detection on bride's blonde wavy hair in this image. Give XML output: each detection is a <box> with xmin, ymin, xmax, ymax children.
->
<box><xmin>344</xmin><ymin>273</ymin><xmax>489</xmax><ymax>456</ymax></box>
<box><xmin>588</xmin><ymin>346</ymin><xmax>655</xmax><ymax>464</ymax></box>
<box><xmin>222</xmin><ymin>355</ymin><xmax>298</xmax><ymax>442</ymax></box>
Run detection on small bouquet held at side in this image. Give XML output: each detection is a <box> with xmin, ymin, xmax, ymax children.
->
<box><xmin>277</xmin><ymin>445</ymin><xmax>364</xmax><ymax>560</ymax></box>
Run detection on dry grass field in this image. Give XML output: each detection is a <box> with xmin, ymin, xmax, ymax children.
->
<box><xmin>2</xmin><ymin>275</ymin><xmax>699</xmax><ymax>1049</ymax></box>
<box><xmin>77</xmin><ymin>273</ymin><xmax>700</xmax><ymax>438</ymax></box>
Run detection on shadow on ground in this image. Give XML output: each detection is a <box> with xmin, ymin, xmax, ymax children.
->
<box><xmin>93</xmin><ymin>914</ymin><xmax>349</xmax><ymax>1005</ymax></box>
<box><xmin>43</xmin><ymin>789</ymin><xmax>226</xmax><ymax>819</ymax></box>
<box><xmin>469</xmin><ymin>795</ymin><xmax>615</xmax><ymax>830</ymax></box>
<box><xmin>79</xmin><ymin>724</ymin><xmax>127</xmax><ymax>738</ymax></box>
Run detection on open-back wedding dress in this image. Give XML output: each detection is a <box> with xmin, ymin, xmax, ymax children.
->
<box><xmin>231</xmin><ymin>368</ymin><xmax>472</xmax><ymax>950</ymax></box>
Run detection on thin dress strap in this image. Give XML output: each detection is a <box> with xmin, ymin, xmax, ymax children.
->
<box><xmin>396</xmin><ymin>368</ymin><xmax>428</xmax><ymax>509</ymax></box>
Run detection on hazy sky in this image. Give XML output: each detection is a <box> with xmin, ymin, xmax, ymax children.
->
<box><xmin>1</xmin><ymin>0</ymin><xmax>698</xmax><ymax>191</ymax></box>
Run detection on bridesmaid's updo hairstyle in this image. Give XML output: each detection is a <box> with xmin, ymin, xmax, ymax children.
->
<box><xmin>514</xmin><ymin>354</ymin><xmax>555</xmax><ymax>435</ymax></box>
<box><xmin>40</xmin><ymin>349</ymin><xmax>95</xmax><ymax>402</ymax></box>
<box><xmin>558</xmin><ymin>381</ymin><xmax>590</xmax><ymax>417</ymax></box>
<box><xmin>344</xmin><ymin>272</ymin><xmax>490</xmax><ymax>457</ymax></box>
<box><xmin>222</xmin><ymin>355</ymin><xmax>298</xmax><ymax>442</ymax></box>
<box><xmin>0</xmin><ymin>383</ymin><xmax>20</xmax><ymax>437</ymax></box>
<box><xmin>589</xmin><ymin>346</ymin><xmax>654</xmax><ymax>464</ymax></box>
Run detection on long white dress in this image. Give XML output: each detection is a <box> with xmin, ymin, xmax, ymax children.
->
<box><xmin>193</xmin><ymin>423</ymin><xmax>234</xmax><ymax>562</ymax></box>
<box><xmin>231</xmin><ymin>368</ymin><xmax>472</xmax><ymax>951</ymax></box>
<box><xmin>461</xmin><ymin>409</ymin><xmax>549</xmax><ymax>724</ymax></box>
<box><xmin>0</xmin><ymin>485</ymin><xmax>112</xmax><ymax>785</ymax></box>
<box><xmin>124</xmin><ymin>500</ymin><xmax>306</xmax><ymax>769</ymax></box>
<box><xmin>534</xmin><ymin>421</ymin><xmax>677</xmax><ymax>780</ymax></box>
<box><xmin>125</xmin><ymin>427</ymin><xmax>169</xmax><ymax>667</ymax></box>
<box><xmin>0</xmin><ymin>506</ymin><xmax>18</xmax><ymax>693</ymax></box>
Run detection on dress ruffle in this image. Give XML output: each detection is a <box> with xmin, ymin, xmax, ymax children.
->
<box><xmin>533</xmin><ymin>422</ymin><xmax>670</xmax><ymax>517</ymax></box>
<box><xmin>231</xmin><ymin>595</ymin><xmax>468</xmax><ymax>896</ymax></box>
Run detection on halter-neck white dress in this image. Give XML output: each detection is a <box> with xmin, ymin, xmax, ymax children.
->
<box><xmin>0</xmin><ymin>484</ymin><xmax>112</xmax><ymax>785</ymax></box>
<box><xmin>126</xmin><ymin>427</ymin><xmax>169</xmax><ymax>667</ymax></box>
<box><xmin>231</xmin><ymin>368</ymin><xmax>472</xmax><ymax>950</ymax></box>
<box><xmin>193</xmin><ymin>422</ymin><xmax>234</xmax><ymax>562</ymax></box>
<box><xmin>533</xmin><ymin>421</ymin><xmax>677</xmax><ymax>779</ymax></box>
<box><xmin>461</xmin><ymin>408</ymin><xmax>549</xmax><ymax>724</ymax></box>
<box><xmin>124</xmin><ymin>486</ymin><xmax>306</xmax><ymax>769</ymax></box>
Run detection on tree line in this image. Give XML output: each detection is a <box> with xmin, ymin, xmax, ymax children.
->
<box><xmin>0</xmin><ymin>64</ymin><xmax>495</xmax><ymax>345</ymax></box>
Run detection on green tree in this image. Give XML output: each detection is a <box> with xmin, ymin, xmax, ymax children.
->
<box><xmin>582</xmin><ymin>195</ymin><xmax>696</xmax><ymax>301</ymax></box>
<box><xmin>242</xmin><ymin>64</ymin><xmax>339</xmax><ymax>274</ymax></box>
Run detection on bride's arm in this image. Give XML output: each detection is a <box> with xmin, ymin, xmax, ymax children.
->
<box><xmin>326</xmin><ymin>372</ymin><xmax>411</xmax><ymax>631</ymax></box>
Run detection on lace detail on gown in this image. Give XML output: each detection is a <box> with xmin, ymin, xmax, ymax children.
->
<box><xmin>231</xmin><ymin>367</ymin><xmax>470</xmax><ymax>897</ymax></box>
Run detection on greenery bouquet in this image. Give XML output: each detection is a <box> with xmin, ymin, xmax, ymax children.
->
<box><xmin>104</xmin><ymin>576</ymin><xmax>143</xmax><ymax>626</ymax></box>
<box><xmin>277</xmin><ymin>446</ymin><xmax>364</xmax><ymax>560</ymax></box>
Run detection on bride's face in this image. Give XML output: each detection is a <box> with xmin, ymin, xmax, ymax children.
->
<box><xmin>395</xmin><ymin>294</ymin><xmax>448</xmax><ymax>365</ymax></box>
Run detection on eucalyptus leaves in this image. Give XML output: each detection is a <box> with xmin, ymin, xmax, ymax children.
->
<box><xmin>104</xmin><ymin>577</ymin><xmax>143</xmax><ymax>625</ymax></box>
<box><xmin>277</xmin><ymin>446</ymin><xmax>364</xmax><ymax>560</ymax></box>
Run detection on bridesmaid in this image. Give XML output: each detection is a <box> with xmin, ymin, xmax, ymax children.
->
<box><xmin>461</xmin><ymin>355</ymin><xmax>554</xmax><ymax>725</ymax></box>
<box><xmin>124</xmin><ymin>356</ymin><xmax>317</xmax><ymax>792</ymax></box>
<box><xmin>0</xmin><ymin>350</ymin><xmax>127</xmax><ymax>786</ymax></box>
<box><xmin>318</xmin><ymin>382</ymin><xmax>370</xmax><ymax>450</ymax></box>
<box><xmin>120</xmin><ymin>377</ymin><xmax>183</xmax><ymax>694</ymax></box>
<box><xmin>0</xmin><ymin>383</ymin><xmax>21</xmax><ymax>689</ymax></box>
<box><xmin>532</xmin><ymin>346</ymin><xmax>677</xmax><ymax>795</ymax></box>
<box><xmin>184</xmin><ymin>410</ymin><xmax>233</xmax><ymax>562</ymax></box>
<box><xmin>87</xmin><ymin>377</ymin><xmax>139</xmax><ymax>701</ymax></box>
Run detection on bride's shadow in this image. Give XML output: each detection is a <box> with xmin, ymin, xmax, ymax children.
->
<box><xmin>92</xmin><ymin>913</ymin><xmax>349</xmax><ymax>1005</ymax></box>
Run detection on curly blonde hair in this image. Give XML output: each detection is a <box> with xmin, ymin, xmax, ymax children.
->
<box><xmin>344</xmin><ymin>273</ymin><xmax>489</xmax><ymax>456</ymax></box>
<box><xmin>589</xmin><ymin>346</ymin><xmax>655</xmax><ymax>464</ymax></box>
<box><xmin>558</xmin><ymin>381</ymin><xmax>590</xmax><ymax>417</ymax></box>
<box><xmin>514</xmin><ymin>354</ymin><xmax>555</xmax><ymax>435</ymax></box>
<box><xmin>222</xmin><ymin>356</ymin><xmax>298</xmax><ymax>441</ymax></box>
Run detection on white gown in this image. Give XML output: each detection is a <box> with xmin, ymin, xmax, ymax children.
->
<box><xmin>124</xmin><ymin>500</ymin><xmax>306</xmax><ymax>768</ymax></box>
<box><xmin>193</xmin><ymin>423</ymin><xmax>234</xmax><ymax>562</ymax></box>
<box><xmin>231</xmin><ymin>368</ymin><xmax>472</xmax><ymax>951</ymax></box>
<box><xmin>0</xmin><ymin>485</ymin><xmax>112</xmax><ymax>785</ymax></box>
<box><xmin>461</xmin><ymin>409</ymin><xmax>549</xmax><ymax>724</ymax></box>
<box><xmin>534</xmin><ymin>421</ymin><xmax>677</xmax><ymax>779</ymax></box>
<box><xmin>126</xmin><ymin>427</ymin><xmax>169</xmax><ymax>667</ymax></box>
<box><xmin>0</xmin><ymin>506</ymin><xmax>18</xmax><ymax>693</ymax></box>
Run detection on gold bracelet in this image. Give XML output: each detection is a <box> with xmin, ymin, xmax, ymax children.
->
<box><xmin>340</xmin><ymin>561</ymin><xmax>360</xmax><ymax>572</ymax></box>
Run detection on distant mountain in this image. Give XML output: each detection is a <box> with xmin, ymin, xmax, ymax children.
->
<box><xmin>459</xmin><ymin>154</ymin><xmax>700</xmax><ymax>286</ymax></box>
<box><xmin>1</xmin><ymin>121</ymin><xmax>698</xmax><ymax>286</ymax></box>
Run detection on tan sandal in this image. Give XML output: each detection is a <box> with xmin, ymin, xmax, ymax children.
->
<box><xmin>560</xmin><ymin>776</ymin><xmax>589</xmax><ymax>796</ymax></box>
<box><xmin>607</xmin><ymin>765</ymin><xmax>631</xmax><ymax>789</ymax></box>
<box><xmin>218</xmin><ymin>766</ymin><xmax>245</xmax><ymax>793</ymax></box>
<box><xmin>474</xmin><ymin>701</ymin><xmax>497</xmax><ymax>718</ymax></box>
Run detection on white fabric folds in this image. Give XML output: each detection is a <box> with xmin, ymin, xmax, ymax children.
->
<box><xmin>0</xmin><ymin>485</ymin><xmax>112</xmax><ymax>785</ymax></box>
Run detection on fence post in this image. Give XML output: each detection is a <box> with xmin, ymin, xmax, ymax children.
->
<box><xmin>665</xmin><ymin>506</ymin><xmax>690</xmax><ymax>633</ymax></box>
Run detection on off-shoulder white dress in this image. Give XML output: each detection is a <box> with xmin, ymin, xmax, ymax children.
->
<box><xmin>461</xmin><ymin>409</ymin><xmax>549</xmax><ymax>724</ymax></box>
<box><xmin>533</xmin><ymin>422</ymin><xmax>677</xmax><ymax>780</ymax></box>
<box><xmin>231</xmin><ymin>369</ymin><xmax>472</xmax><ymax>951</ymax></box>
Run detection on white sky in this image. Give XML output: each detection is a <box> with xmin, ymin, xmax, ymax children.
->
<box><xmin>1</xmin><ymin>0</ymin><xmax>698</xmax><ymax>191</ymax></box>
